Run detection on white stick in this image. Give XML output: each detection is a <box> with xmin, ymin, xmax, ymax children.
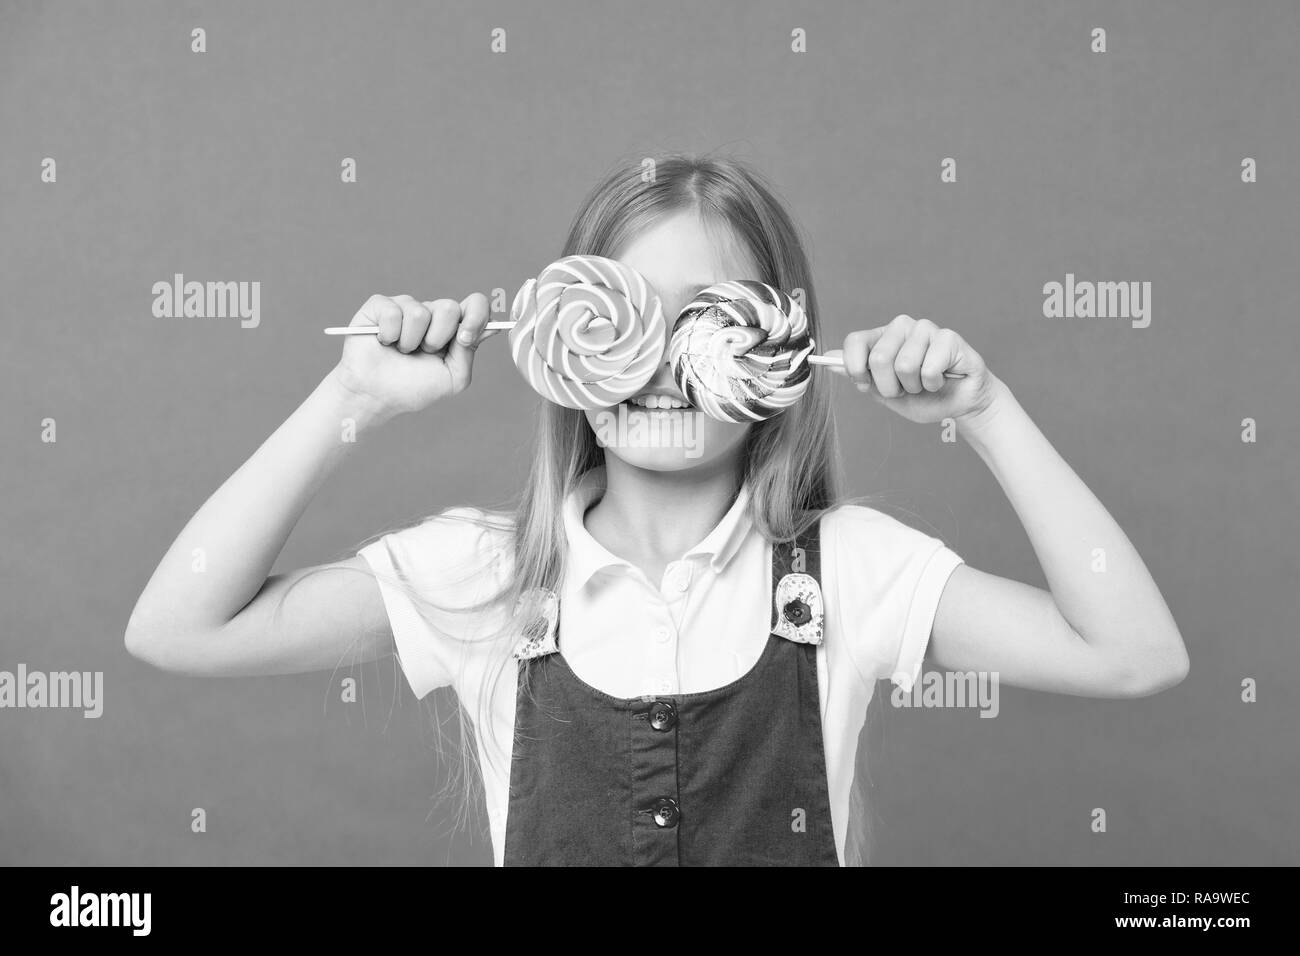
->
<box><xmin>807</xmin><ymin>352</ymin><xmax>966</xmax><ymax>379</ymax></box>
<box><xmin>322</xmin><ymin>326</ymin><xmax>963</xmax><ymax>380</ymax></box>
<box><xmin>323</xmin><ymin>321</ymin><xmax>515</xmax><ymax>336</ymax></box>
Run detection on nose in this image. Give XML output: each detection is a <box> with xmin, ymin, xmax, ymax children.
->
<box><xmin>646</xmin><ymin>348</ymin><xmax>677</xmax><ymax>391</ymax></box>
<box><xmin>648</xmin><ymin>301</ymin><xmax>682</xmax><ymax>388</ymax></box>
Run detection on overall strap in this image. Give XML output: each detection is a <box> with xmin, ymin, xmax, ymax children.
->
<box><xmin>771</xmin><ymin>515</ymin><xmax>825</xmax><ymax>646</ymax></box>
<box><xmin>511</xmin><ymin>588</ymin><xmax>560</xmax><ymax>661</ymax></box>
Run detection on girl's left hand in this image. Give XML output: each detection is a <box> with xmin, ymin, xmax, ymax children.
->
<box><xmin>826</xmin><ymin>314</ymin><xmax>998</xmax><ymax>425</ymax></box>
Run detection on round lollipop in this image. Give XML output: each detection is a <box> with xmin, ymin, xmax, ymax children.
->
<box><xmin>669</xmin><ymin>281</ymin><xmax>968</xmax><ymax>423</ymax></box>
<box><xmin>323</xmin><ymin>254</ymin><xmax>666</xmax><ymax>411</ymax></box>
<box><xmin>669</xmin><ymin>280</ymin><xmax>815</xmax><ymax>423</ymax></box>
<box><xmin>508</xmin><ymin>255</ymin><xmax>666</xmax><ymax>410</ymax></box>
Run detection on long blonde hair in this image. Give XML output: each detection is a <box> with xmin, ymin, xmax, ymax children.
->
<box><xmin>511</xmin><ymin>152</ymin><xmax>843</xmax><ymax>597</ymax></box>
<box><xmin>375</xmin><ymin>153</ymin><xmax>881</xmax><ymax>864</ymax></box>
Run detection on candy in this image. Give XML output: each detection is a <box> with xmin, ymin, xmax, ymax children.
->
<box><xmin>669</xmin><ymin>280</ymin><xmax>815</xmax><ymax>423</ymax></box>
<box><xmin>509</xmin><ymin>255</ymin><xmax>667</xmax><ymax>410</ymax></box>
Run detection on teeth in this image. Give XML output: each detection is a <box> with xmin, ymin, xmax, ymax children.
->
<box><xmin>627</xmin><ymin>395</ymin><xmax>689</xmax><ymax>409</ymax></box>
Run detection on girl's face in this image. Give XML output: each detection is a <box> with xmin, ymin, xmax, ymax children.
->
<box><xmin>583</xmin><ymin>211</ymin><xmax>756</xmax><ymax>473</ymax></box>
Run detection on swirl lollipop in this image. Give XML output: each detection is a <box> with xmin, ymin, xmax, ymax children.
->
<box><xmin>669</xmin><ymin>281</ymin><xmax>968</xmax><ymax>423</ymax></box>
<box><xmin>508</xmin><ymin>255</ymin><xmax>666</xmax><ymax>409</ymax></box>
<box><xmin>323</xmin><ymin>254</ymin><xmax>666</xmax><ymax>410</ymax></box>
<box><xmin>669</xmin><ymin>280</ymin><xmax>815</xmax><ymax>423</ymax></box>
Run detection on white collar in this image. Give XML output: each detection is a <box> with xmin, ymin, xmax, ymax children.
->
<box><xmin>562</xmin><ymin>467</ymin><xmax>753</xmax><ymax>587</ymax></box>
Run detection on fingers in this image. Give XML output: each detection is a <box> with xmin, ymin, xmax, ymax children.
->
<box><xmin>893</xmin><ymin>318</ymin><xmax>937</xmax><ymax>394</ymax></box>
<box><xmin>355</xmin><ymin>294</ymin><xmax>403</xmax><ymax>343</ymax></box>
<box><xmin>354</xmin><ymin>294</ymin><xmax>431</xmax><ymax>352</ymax></box>
<box><xmin>920</xmin><ymin>328</ymin><xmax>960</xmax><ymax>392</ymax></box>
<box><xmin>444</xmin><ymin>293</ymin><xmax>491</xmax><ymax>390</ymax></box>
<box><xmin>841</xmin><ymin>329</ymin><xmax>885</xmax><ymax>389</ymax></box>
<box><xmin>867</xmin><ymin>315</ymin><xmax>913</xmax><ymax>398</ymax></box>
<box><xmin>456</xmin><ymin>292</ymin><xmax>492</xmax><ymax>347</ymax></box>
<box><xmin>843</xmin><ymin>315</ymin><xmax>957</xmax><ymax>398</ymax></box>
<box><xmin>393</xmin><ymin>295</ymin><xmax>432</xmax><ymax>354</ymax></box>
<box><xmin>420</xmin><ymin>298</ymin><xmax>462</xmax><ymax>354</ymax></box>
<box><xmin>349</xmin><ymin>290</ymin><xmax>492</xmax><ymax>395</ymax></box>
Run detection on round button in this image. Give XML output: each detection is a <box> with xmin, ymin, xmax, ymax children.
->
<box><xmin>654</xmin><ymin>626</ymin><xmax>671</xmax><ymax>644</ymax></box>
<box><xmin>648</xmin><ymin>700</ymin><xmax>677</xmax><ymax>732</ymax></box>
<box><xmin>783</xmin><ymin>598</ymin><xmax>811</xmax><ymax>626</ymax></box>
<box><xmin>651</xmin><ymin>797</ymin><xmax>680</xmax><ymax>828</ymax></box>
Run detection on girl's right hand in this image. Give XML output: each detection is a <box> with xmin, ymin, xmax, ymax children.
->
<box><xmin>331</xmin><ymin>292</ymin><xmax>494</xmax><ymax>419</ymax></box>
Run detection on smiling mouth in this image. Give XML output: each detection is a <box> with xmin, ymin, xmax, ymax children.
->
<box><xmin>624</xmin><ymin>394</ymin><xmax>693</xmax><ymax>410</ymax></box>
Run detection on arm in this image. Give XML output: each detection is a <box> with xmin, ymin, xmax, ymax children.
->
<box><xmin>932</xmin><ymin>380</ymin><xmax>1188</xmax><ymax>697</ymax></box>
<box><xmin>837</xmin><ymin>315</ymin><xmax>1189</xmax><ymax>699</ymax></box>
<box><xmin>125</xmin><ymin>293</ymin><xmax>492</xmax><ymax>676</ymax></box>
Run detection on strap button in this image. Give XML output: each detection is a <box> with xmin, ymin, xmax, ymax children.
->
<box><xmin>648</xmin><ymin>700</ymin><xmax>677</xmax><ymax>732</ymax></box>
<box><xmin>783</xmin><ymin>598</ymin><xmax>811</xmax><ymax>626</ymax></box>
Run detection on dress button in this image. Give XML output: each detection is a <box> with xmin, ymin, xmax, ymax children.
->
<box><xmin>654</xmin><ymin>625</ymin><xmax>671</xmax><ymax>644</ymax></box>
<box><xmin>648</xmin><ymin>700</ymin><xmax>677</xmax><ymax>732</ymax></box>
<box><xmin>783</xmin><ymin>598</ymin><xmax>811</xmax><ymax>625</ymax></box>
<box><xmin>650</xmin><ymin>797</ymin><xmax>680</xmax><ymax>828</ymax></box>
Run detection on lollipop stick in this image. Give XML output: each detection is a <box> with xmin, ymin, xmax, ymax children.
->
<box><xmin>324</xmin><ymin>321</ymin><xmax>514</xmax><ymax>336</ymax></box>
<box><xmin>807</xmin><ymin>352</ymin><xmax>966</xmax><ymax>380</ymax></box>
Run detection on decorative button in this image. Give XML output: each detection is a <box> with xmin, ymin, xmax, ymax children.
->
<box><xmin>648</xmin><ymin>700</ymin><xmax>677</xmax><ymax>732</ymax></box>
<box><xmin>653</xmin><ymin>625</ymin><xmax>671</xmax><ymax>644</ymax></box>
<box><xmin>648</xmin><ymin>797</ymin><xmax>680</xmax><ymax>828</ymax></box>
<box><xmin>783</xmin><ymin>598</ymin><xmax>811</xmax><ymax>626</ymax></box>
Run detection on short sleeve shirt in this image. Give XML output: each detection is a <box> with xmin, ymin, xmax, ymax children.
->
<box><xmin>359</xmin><ymin>468</ymin><xmax>963</xmax><ymax>865</ymax></box>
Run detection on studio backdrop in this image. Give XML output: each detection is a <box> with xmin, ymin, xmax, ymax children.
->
<box><xmin>1</xmin><ymin>0</ymin><xmax>1296</xmax><ymax>865</ymax></box>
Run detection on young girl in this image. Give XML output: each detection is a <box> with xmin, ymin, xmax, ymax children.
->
<box><xmin>125</xmin><ymin>154</ymin><xmax>1188</xmax><ymax>867</ymax></box>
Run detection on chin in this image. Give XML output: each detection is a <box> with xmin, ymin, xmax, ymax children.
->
<box><xmin>611</xmin><ymin>449</ymin><xmax>712</xmax><ymax>472</ymax></box>
<box><xmin>585</xmin><ymin>405</ymin><xmax>749</xmax><ymax>472</ymax></box>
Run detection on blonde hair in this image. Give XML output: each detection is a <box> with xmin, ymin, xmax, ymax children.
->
<box><xmin>374</xmin><ymin>153</ymin><xmax>881</xmax><ymax>864</ymax></box>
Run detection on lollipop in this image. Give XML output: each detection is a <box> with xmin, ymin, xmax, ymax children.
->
<box><xmin>508</xmin><ymin>255</ymin><xmax>666</xmax><ymax>409</ymax></box>
<box><xmin>669</xmin><ymin>281</ymin><xmax>968</xmax><ymax>423</ymax></box>
<box><xmin>323</xmin><ymin>266</ymin><xmax>966</xmax><ymax>417</ymax></box>
<box><xmin>323</xmin><ymin>254</ymin><xmax>666</xmax><ymax>411</ymax></box>
<box><xmin>669</xmin><ymin>280</ymin><xmax>815</xmax><ymax>423</ymax></box>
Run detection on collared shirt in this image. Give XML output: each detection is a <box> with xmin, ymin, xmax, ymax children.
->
<box><xmin>359</xmin><ymin>467</ymin><xmax>963</xmax><ymax>866</ymax></box>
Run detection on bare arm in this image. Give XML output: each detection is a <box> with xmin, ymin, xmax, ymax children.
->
<box><xmin>930</xmin><ymin>380</ymin><xmax>1189</xmax><ymax>697</ymax></box>
<box><xmin>837</xmin><ymin>315</ymin><xmax>1188</xmax><ymax>699</ymax></box>
<box><xmin>125</xmin><ymin>293</ymin><xmax>492</xmax><ymax>676</ymax></box>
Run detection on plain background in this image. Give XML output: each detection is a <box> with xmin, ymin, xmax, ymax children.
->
<box><xmin>1</xmin><ymin>0</ymin><xmax>1297</xmax><ymax>865</ymax></box>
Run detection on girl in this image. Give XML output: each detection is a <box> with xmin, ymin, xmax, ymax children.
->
<box><xmin>125</xmin><ymin>154</ymin><xmax>1188</xmax><ymax>867</ymax></box>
